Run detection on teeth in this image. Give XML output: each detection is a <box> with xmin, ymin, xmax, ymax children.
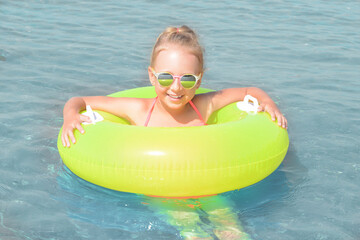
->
<box><xmin>169</xmin><ymin>95</ymin><xmax>182</xmax><ymax>99</ymax></box>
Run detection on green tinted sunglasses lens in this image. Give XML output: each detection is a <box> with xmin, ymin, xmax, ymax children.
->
<box><xmin>180</xmin><ymin>75</ymin><xmax>196</xmax><ymax>88</ymax></box>
<box><xmin>158</xmin><ymin>73</ymin><xmax>174</xmax><ymax>86</ymax></box>
<box><xmin>158</xmin><ymin>79</ymin><xmax>174</xmax><ymax>86</ymax></box>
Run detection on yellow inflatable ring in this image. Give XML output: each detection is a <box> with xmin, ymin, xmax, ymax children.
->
<box><xmin>57</xmin><ymin>87</ymin><xmax>289</xmax><ymax>198</ymax></box>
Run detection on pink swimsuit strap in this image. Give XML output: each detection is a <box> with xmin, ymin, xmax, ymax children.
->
<box><xmin>144</xmin><ymin>97</ymin><xmax>158</xmax><ymax>127</ymax></box>
<box><xmin>144</xmin><ymin>97</ymin><xmax>207</xmax><ymax>127</ymax></box>
<box><xmin>188</xmin><ymin>100</ymin><xmax>207</xmax><ymax>125</ymax></box>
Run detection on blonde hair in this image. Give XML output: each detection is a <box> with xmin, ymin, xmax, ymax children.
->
<box><xmin>150</xmin><ymin>25</ymin><xmax>204</xmax><ymax>72</ymax></box>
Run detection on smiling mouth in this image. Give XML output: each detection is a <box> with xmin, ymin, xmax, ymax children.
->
<box><xmin>167</xmin><ymin>94</ymin><xmax>183</xmax><ymax>99</ymax></box>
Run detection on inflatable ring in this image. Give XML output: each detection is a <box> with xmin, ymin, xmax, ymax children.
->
<box><xmin>57</xmin><ymin>87</ymin><xmax>289</xmax><ymax>197</ymax></box>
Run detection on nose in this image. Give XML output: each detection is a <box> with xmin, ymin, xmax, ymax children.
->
<box><xmin>169</xmin><ymin>76</ymin><xmax>183</xmax><ymax>91</ymax></box>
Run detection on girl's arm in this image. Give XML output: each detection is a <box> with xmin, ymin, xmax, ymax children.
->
<box><xmin>202</xmin><ymin>87</ymin><xmax>287</xmax><ymax>129</ymax></box>
<box><xmin>61</xmin><ymin>96</ymin><xmax>141</xmax><ymax>147</ymax></box>
<box><xmin>61</xmin><ymin>97</ymin><xmax>90</xmax><ymax>147</ymax></box>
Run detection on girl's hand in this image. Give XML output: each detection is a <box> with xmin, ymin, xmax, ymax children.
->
<box><xmin>61</xmin><ymin>113</ymin><xmax>92</xmax><ymax>147</ymax></box>
<box><xmin>258</xmin><ymin>102</ymin><xmax>288</xmax><ymax>129</ymax></box>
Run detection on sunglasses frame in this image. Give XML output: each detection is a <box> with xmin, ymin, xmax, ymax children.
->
<box><xmin>150</xmin><ymin>67</ymin><xmax>202</xmax><ymax>89</ymax></box>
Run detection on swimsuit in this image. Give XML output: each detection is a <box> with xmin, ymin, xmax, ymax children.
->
<box><xmin>144</xmin><ymin>97</ymin><xmax>207</xmax><ymax>127</ymax></box>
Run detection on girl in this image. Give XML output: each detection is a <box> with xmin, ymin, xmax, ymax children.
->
<box><xmin>61</xmin><ymin>25</ymin><xmax>287</xmax><ymax>239</ymax></box>
<box><xmin>61</xmin><ymin>25</ymin><xmax>287</xmax><ymax>147</ymax></box>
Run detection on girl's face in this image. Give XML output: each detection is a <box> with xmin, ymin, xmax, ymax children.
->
<box><xmin>148</xmin><ymin>45</ymin><xmax>203</xmax><ymax>111</ymax></box>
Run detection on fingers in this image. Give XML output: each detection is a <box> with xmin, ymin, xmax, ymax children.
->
<box><xmin>61</xmin><ymin>124</ymin><xmax>87</xmax><ymax>148</ymax></box>
<box><xmin>275</xmin><ymin>112</ymin><xmax>288</xmax><ymax>129</ymax></box>
<box><xmin>61</xmin><ymin>128</ymin><xmax>75</xmax><ymax>148</ymax></box>
<box><xmin>264</xmin><ymin>106</ymin><xmax>276</xmax><ymax>121</ymax></box>
<box><xmin>68</xmin><ymin>130</ymin><xmax>76</xmax><ymax>145</ymax></box>
<box><xmin>263</xmin><ymin>105</ymin><xmax>288</xmax><ymax>129</ymax></box>
<box><xmin>61</xmin><ymin>129</ymin><xmax>71</xmax><ymax>148</ymax></box>
<box><xmin>79</xmin><ymin>114</ymin><xmax>91</xmax><ymax>123</ymax></box>
<box><xmin>60</xmin><ymin>115</ymin><xmax>91</xmax><ymax>148</ymax></box>
<box><xmin>271</xmin><ymin>111</ymin><xmax>287</xmax><ymax>129</ymax></box>
<box><xmin>61</xmin><ymin>131</ymin><xmax>66</xmax><ymax>147</ymax></box>
<box><xmin>75</xmin><ymin>122</ymin><xmax>85</xmax><ymax>134</ymax></box>
<box><xmin>61</xmin><ymin>129</ymin><xmax>68</xmax><ymax>147</ymax></box>
<box><xmin>61</xmin><ymin>128</ymin><xmax>80</xmax><ymax>147</ymax></box>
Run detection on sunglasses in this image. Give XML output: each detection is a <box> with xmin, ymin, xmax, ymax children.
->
<box><xmin>151</xmin><ymin>68</ymin><xmax>202</xmax><ymax>89</ymax></box>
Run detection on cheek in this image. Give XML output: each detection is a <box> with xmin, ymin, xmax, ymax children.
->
<box><xmin>154</xmin><ymin>84</ymin><xmax>166</xmax><ymax>95</ymax></box>
<box><xmin>185</xmin><ymin>89</ymin><xmax>196</xmax><ymax>99</ymax></box>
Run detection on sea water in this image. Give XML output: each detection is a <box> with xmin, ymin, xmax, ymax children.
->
<box><xmin>0</xmin><ymin>0</ymin><xmax>359</xmax><ymax>239</ymax></box>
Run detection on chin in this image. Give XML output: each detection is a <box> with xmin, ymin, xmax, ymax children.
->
<box><xmin>164</xmin><ymin>96</ymin><xmax>188</xmax><ymax>109</ymax></box>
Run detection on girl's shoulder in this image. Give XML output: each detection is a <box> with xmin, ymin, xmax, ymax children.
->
<box><xmin>193</xmin><ymin>90</ymin><xmax>218</xmax><ymax>105</ymax></box>
<box><xmin>192</xmin><ymin>92</ymin><xmax>217</xmax><ymax>121</ymax></box>
<box><xmin>108</xmin><ymin>96</ymin><xmax>154</xmax><ymax>113</ymax></box>
<box><xmin>88</xmin><ymin>96</ymin><xmax>152</xmax><ymax>121</ymax></box>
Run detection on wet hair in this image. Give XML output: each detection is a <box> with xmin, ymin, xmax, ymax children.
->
<box><xmin>150</xmin><ymin>25</ymin><xmax>204</xmax><ymax>72</ymax></box>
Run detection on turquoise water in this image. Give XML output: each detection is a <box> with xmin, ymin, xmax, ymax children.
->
<box><xmin>1</xmin><ymin>0</ymin><xmax>359</xmax><ymax>239</ymax></box>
